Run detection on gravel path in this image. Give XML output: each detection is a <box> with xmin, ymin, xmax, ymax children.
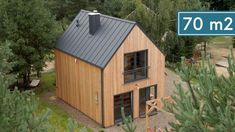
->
<box><xmin>41</xmin><ymin>68</ymin><xmax>185</xmax><ymax>132</ymax></box>
<box><xmin>42</xmin><ymin>61</ymin><xmax>55</xmax><ymax>73</ymax></box>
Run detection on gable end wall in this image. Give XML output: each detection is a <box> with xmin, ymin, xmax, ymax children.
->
<box><xmin>103</xmin><ymin>25</ymin><xmax>165</xmax><ymax>127</ymax></box>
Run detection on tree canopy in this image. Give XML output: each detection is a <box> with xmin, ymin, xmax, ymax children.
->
<box><xmin>202</xmin><ymin>0</ymin><xmax>235</xmax><ymax>10</ymax></box>
<box><xmin>0</xmin><ymin>41</ymin><xmax>51</xmax><ymax>131</ymax></box>
<box><xmin>0</xmin><ymin>0</ymin><xmax>61</xmax><ymax>86</ymax></box>
<box><xmin>164</xmin><ymin>54</ymin><xmax>235</xmax><ymax>131</ymax></box>
<box><xmin>98</xmin><ymin>0</ymin><xmax>208</xmax><ymax>63</ymax></box>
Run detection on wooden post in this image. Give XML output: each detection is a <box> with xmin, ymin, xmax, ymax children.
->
<box><xmin>146</xmin><ymin>103</ymin><xmax>149</xmax><ymax>132</ymax></box>
<box><xmin>145</xmin><ymin>96</ymin><xmax>174</xmax><ymax>132</ymax></box>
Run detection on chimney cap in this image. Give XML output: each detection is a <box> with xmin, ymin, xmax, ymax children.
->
<box><xmin>88</xmin><ymin>10</ymin><xmax>100</xmax><ymax>15</ymax></box>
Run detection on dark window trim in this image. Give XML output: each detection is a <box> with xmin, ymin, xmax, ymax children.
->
<box><xmin>123</xmin><ymin>67</ymin><xmax>150</xmax><ymax>84</ymax></box>
<box><xmin>140</xmin><ymin>84</ymin><xmax>158</xmax><ymax>98</ymax></box>
<box><xmin>123</xmin><ymin>50</ymin><xmax>148</xmax><ymax>84</ymax></box>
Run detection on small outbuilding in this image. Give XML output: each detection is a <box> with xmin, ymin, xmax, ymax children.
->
<box><xmin>55</xmin><ymin>9</ymin><xmax>165</xmax><ymax>127</ymax></box>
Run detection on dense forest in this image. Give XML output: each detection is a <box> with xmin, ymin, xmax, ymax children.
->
<box><xmin>1</xmin><ymin>0</ymin><xmax>235</xmax><ymax>86</ymax></box>
<box><xmin>48</xmin><ymin>0</ymin><xmax>208</xmax><ymax>63</ymax></box>
<box><xmin>0</xmin><ymin>0</ymin><xmax>235</xmax><ymax>131</ymax></box>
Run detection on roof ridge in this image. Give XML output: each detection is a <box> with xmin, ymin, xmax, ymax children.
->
<box><xmin>80</xmin><ymin>9</ymin><xmax>136</xmax><ymax>24</ymax></box>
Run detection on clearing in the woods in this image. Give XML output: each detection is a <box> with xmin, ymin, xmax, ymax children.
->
<box><xmin>37</xmin><ymin>36</ymin><xmax>232</xmax><ymax>131</ymax></box>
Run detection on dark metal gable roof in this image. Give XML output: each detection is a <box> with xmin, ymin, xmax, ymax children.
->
<box><xmin>55</xmin><ymin>9</ymin><xmax>136</xmax><ymax>68</ymax></box>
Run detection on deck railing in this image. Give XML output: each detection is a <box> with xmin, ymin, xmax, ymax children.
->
<box><xmin>145</xmin><ymin>97</ymin><xmax>174</xmax><ymax>132</ymax></box>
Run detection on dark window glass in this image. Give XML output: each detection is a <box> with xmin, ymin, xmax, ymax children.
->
<box><xmin>124</xmin><ymin>50</ymin><xmax>147</xmax><ymax>83</ymax></box>
<box><xmin>139</xmin><ymin>85</ymin><xmax>157</xmax><ymax>117</ymax></box>
<box><xmin>124</xmin><ymin>53</ymin><xmax>135</xmax><ymax>70</ymax></box>
<box><xmin>114</xmin><ymin>92</ymin><xmax>132</xmax><ymax>123</ymax></box>
<box><xmin>136</xmin><ymin>68</ymin><xmax>147</xmax><ymax>80</ymax></box>
<box><xmin>136</xmin><ymin>51</ymin><xmax>146</xmax><ymax>68</ymax></box>
<box><xmin>124</xmin><ymin>72</ymin><xmax>135</xmax><ymax>82</ymax></box>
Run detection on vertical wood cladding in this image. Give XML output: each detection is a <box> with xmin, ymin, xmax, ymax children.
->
<box><xmin>103</xmin><ymin>25</ymin><xmax>165</xmax><ymax>127</ymax></box>
<box><xmin>55</xmin><ymin>50</ymin><xmax>102</xmax><ymax>124</ymax></box>
<box><xmin>55</xmin><ymin>25</ymin><xmax>165</xmax><ymax>127</ymax></box>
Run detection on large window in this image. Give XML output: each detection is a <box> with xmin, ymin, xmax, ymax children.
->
<box><xmin>124</xmin><ymin>50</ymin><xmax>148</xmax><ymax>83</ymax></box>
<box><xmin>114</xmin><ymin>92</ymin><xmax>132</xmax><ymax>123</ymax></box>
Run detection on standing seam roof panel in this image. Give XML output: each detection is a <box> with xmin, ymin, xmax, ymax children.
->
<box><xmin>92</xmin><ymin>22</ymin><xmax>131</xmax><ymax>64</ymax></box>
<box><xmin>84</xmin><ymin>19</ymin><xmax>122</xmax><ymax>61</ymax></box>
<box><xmin>57</xmin><ymin>12</ymin><xmax>85</xmax><ymax>49</ymax></box>
<box><xmin>78</xmin><ymin>17</ymin><xmax>114</xmax><ymax>58</ymax></box>
<box><xmin>96</xmin><ymin>24</ymin><xmax>134</xmax><ymax>67</ymax></box>
<box><xmin>72</xmin><ymin>16</ymin><xmax>111</xmax><ymax>56</ymax></box>
<box><xmin>63</xmin><ymin>14</ymin><xmax>88</xmax><ymax>52</ymax></box>
<box><xmin>71</xmin><ymin>19</ymin><xmax>91</xmax><ymax>55</ymax></box>
<box><xmin>89</xmin><ymin>22</ymin><xmax>122</xmax><ymax>62</ymax></box>
<box><xmin>55</xmin><ymin>10</ymin><xmax>136</xmax><ymax>68</ymax></box>
<box><xmin>64</xmin><ymin>13</ymin><xmax>89</xmax><ymax>52</ymax></box>
<box><xmin>71</xmin><ymin>16</ymin><xmax>106</xmax><ymax>55</ymax></box>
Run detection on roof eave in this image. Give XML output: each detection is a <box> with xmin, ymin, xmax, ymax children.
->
<box><xmin>54</xmin><ymin>47</ymin><xmax>104</xmax><ymax>69</ymax></box>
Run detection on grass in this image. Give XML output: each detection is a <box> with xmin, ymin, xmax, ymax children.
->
<box><xmin>34</xmin><ymin>70</ymin><xmax>56</xmax><ymax>95</ymax></box>
<box><xmin>37</xmin><ymin>100</ymin><xmax>92</xmax><ymax>132</ymax></box>
<box><xmin>209</xmin><ymin>36</ymin><xmax>233</xmax><ymax>48</ymax></box>
<box><xmin>35</xmin><ymin>71</ymin><xmax>92</xmax><ymax>132</ymax></box>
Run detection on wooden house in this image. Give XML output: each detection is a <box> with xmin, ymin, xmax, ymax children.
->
<box><xmin>55</xmin><ymin>10</ymin><xmax>165</xmax><ymax>127</ymax></box>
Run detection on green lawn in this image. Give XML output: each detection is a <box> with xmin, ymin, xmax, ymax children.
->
<box><xmin>34</xmin><ymin>71</ymin><xmax>56</xmax><ymax>95</ymax></box>
<box><xmin>35</xmin><ymin>71</ymin><xmax>92</xmax><ymax>132</ymax></box>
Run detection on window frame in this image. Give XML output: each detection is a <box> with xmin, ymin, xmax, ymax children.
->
<box><xmin>139</xmin><ymin>85</ymin><xmax>157</xmax><ymax>117</ymax></box>
<box><xmin>114</xmin><ymin>92</ymin><xmax>133</xmax><ymax>123</ymax></box>
<box><xmin>123</xmin><ymin>50</ymin><xmax>148</xmax><ymax>83</ymax></box>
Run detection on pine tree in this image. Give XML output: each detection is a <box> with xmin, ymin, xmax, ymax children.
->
<box><xmin>0</xmin><ymin>40</ymin><xmax>14</xmax><ymax>82</ymax></box>
<box><xmin>100</xmin><ymin>0</ymin><xmax>208</xmax><ymax>63</ymax></box>
<box><xmin>164</xmin><ymin>52</ymin><xmax>235</xmax><ymax>131</ymax></box>
<box><xmin>0</xmin><ymin>0</ymin><xmax>61</xmax><ymax>87</ymax></box>
<box><xmin>0</xmin><ymin>41</ymin><xmax>52</xmax><ymax>131</ymax></box>
<box><xmin>121</xmin><ymin>107</ymin><xmax>136</xmax><ymax>132</ymax></box>
<box><xmin>0</xmin><ymin>38</ymin><xmax>80</xmax><ymax>132</ymax></box>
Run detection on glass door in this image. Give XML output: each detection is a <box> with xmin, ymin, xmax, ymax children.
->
<box><xmin>139</xmin><ymin>85</ymin><xmax>157</xmax><ymax>117</ymax></box>
<box><xmin>114</xmin><ymin>92</ymin><xmax>133</xmax><ymax>123</ymax></box>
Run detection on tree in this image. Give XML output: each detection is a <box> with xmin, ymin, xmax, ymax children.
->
<box><xmin>164</xmin><ymin>0</ymin><xmax>209</xmax><ymax>63</ymax></box>
<box><xmin>98</xmin><ymin>0</ymin><xmax>123</xmax><ymax>17</ymax></box>
<box><xmin>44</xmin><ymin>0</ymin><xmax>209</xmax><ymax>63</ymax></box>
<box><xmin>0</xmin><ymin>83</ymin><xmax>52</xmax><ymax>131</ymax></box>
<box><xmin>164</xmin><ymin>52</ymin><xmax>235</xmax><ymax>131</ymax></box>
<box><xmin>0</xmin><ymin>41</ymin><xmax>52</xmax><ymax>131</ymax></box>
<box><xmin>0</xmin><ymin>0</ymin><xmax>61</xmax><ymax>87</ymax></box>
<box><xmin>202</xmin><ymin>0</ymin><xmax>235</xmax><ymax>10</ymax></box>
<box><xmin>0</xmin><ymin>41</ymin><xmax>14</xmax><ymax>82</ymax></box>
<box><xmin>100</xmin><ymin>0</ymin><xmax>208</xmax><ymax>63</ymax></box>
<box><xmin>0</xmin><ymin>41</ymin><xmax>82</xmax><ymax>132</ymax></box>
<box><xmin>46</xmin><ymin>0</ymin><xmax>100</xmax><ymax>21</ymax></box>
<box><xmin>162</xmin><ymin>32</ymin><xmax>185</xmax><ymax>63</ymax></box>
<box><xmin>121</xmin><ymin>107</ymin><xmax>136</xmax><ymax>132</ymax></box>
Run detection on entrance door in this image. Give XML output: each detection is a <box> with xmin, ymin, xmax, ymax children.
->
<box><xmin>114</xmin><ymin>92</ymin><xmax>132</xmax><ymax>123</ymax></box>
<box><xmin>139</xmin><ymin>85</ymin><xmax>157</xmax><ymax>117</ymax></box>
